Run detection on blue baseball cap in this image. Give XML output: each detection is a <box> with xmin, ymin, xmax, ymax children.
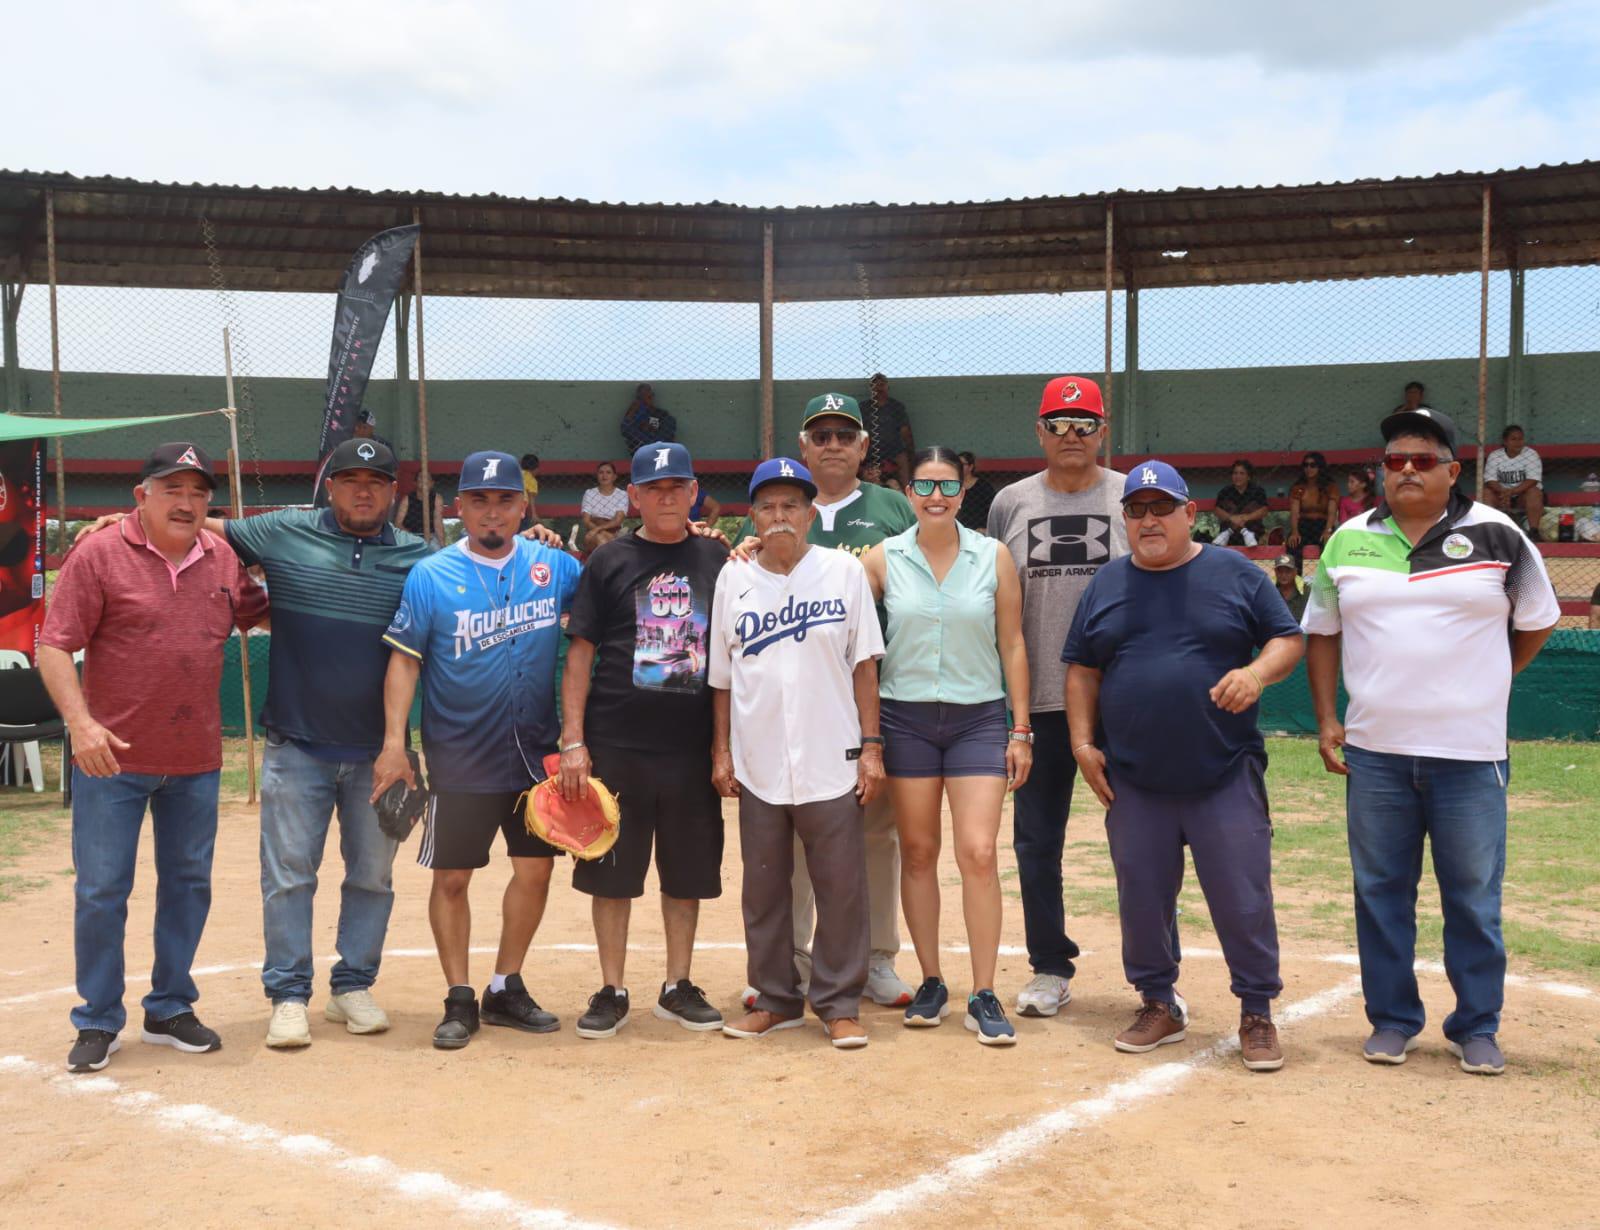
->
<box><xmin>631</xmin><ymin>441</ymin><xmax>695</xmax><ymax>485</ymax></box>
<box><xmin>1122</xmin><ymin>460</ymin><xmax>1190</xmax><ymax>503</ymax></box>
<box><xmin>749</xmin><ymin>456</ymin><xmax>817</xmax><ymax>501</ymax></box>
<box><xmin>458</xmin><ymin>450</ymin><xmax>524</xmax><ymax>493</ymax></box>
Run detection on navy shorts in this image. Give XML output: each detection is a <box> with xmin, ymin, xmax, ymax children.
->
<box><xmin>880</xmin><ymin>698</ymin><xmax>1008</xmax><ymax>779</ymax></box>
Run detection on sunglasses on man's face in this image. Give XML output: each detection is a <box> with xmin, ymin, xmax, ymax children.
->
<box><xmin>1383</xmin><ymin>451</ymin><xmax>1450</xmax><ymax>473</ymax></box>
<box><xmin>1123</xmin><ymin>498</ymin><xmax>1181</xmax><ymax>520</ymax></box>
<box><xmin>804</xmin><ymin>427</ymin><xmax>861</xmax><ymax>447</ymax></box>
<box><xmin>909</xmin><ymin>478</ymin><xmax>963</xmax><ymax>498</ymax></box>
<box><xmin>1041</xmin><ymin>417</ymin><xmax>1101</xmax><ymax>438</ymax></box>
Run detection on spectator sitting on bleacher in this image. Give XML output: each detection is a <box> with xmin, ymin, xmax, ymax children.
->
<box><xmin>1213</xmin><ymin>459</ymin><xmax>1269</xmax><ymax>547</ymax></box>
<box><xmin>1590</xmin><ymin>583</ymin><xmax>1600</xmax><ymax>630</ymax></box>
<box><xmin>1483</xmin><ymin>424</ymin><xmax>1546</xmax><ymax>541</ymax></box>
<box><xmin>689</xmin><ymin>478</ymin><xmax>722</xmax><ymax>527</ymax></box>
<box><xmin>1389</xmin><ymin>380</ymin><xmax>1426</xmax><ymax>415</ymax></box>
<box><xmin>956</xmin><ymin>451</ymin><xmax>997</xmax><ymax>532</ymax></box>
<box><xmin>1338</xmin><ymin>465</ymin><xmax>1378</xmax><ymax>524</ymax></box>
<box><xmin>620</xmin><ymin>384</ymin><xmax>678</xmax><ymax>453</ymax></box>
<box><xmin>580</xmin><ymin>460</ymin><xmax>630</xmax><ymax>551</ymax></box>
<box><xmin>1273</xmin><ymin>553</ymin><xmax>1308</xmax><ymax>621</ymax></box>
<box><xmin>1287</xmin><ymin>452</ymin><xmax>1337</xmax><ymax>568</ymax></box>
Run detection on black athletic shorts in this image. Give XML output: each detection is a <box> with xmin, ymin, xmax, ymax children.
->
<box><xmin>570</xmin><ymin>744</ymin><xmax>724</xmax><ymax>900</ymax></box>
<box><xmin>417</xmin><ymin>789</ymin><xmax>563</xmax><ymax>871</ymax></box>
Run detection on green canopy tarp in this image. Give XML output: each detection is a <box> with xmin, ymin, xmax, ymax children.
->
<box><xmin>0</xmin><ymin>410</ymin><xmax>218</xmax><ymax>443</ymax></box>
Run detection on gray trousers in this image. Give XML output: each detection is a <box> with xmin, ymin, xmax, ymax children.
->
<box><xmin>791</xmin><ymin>791</ymin><xmax>900</xmax><ymax>962</ymax></box>
<box><xmin>741</xmin><ymin>788</ymin><xmax>869</xmax><ymax>1021</ymax></box>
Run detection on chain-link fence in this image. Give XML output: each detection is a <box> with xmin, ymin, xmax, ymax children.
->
<box><xmin>4</xmin><ymin>214</ymin><xmax>1597</xmax><ymax>625</ymax></box>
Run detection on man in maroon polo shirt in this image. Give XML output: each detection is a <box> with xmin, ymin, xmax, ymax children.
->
<box><xmin>40</xmin><ymin>442</ymin><xmax>267</xmax><ymax>1074</ymax></box>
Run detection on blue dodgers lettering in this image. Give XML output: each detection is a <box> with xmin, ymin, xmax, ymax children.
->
<box><xmin>735</xmin><ymin>594</ymin><xmax>848</xmax><ymax>656</ymax></box>
<box><xmin>452</xmin><ymin>598</ymin><xmax>560</xmax><ymax>658</ymax></box>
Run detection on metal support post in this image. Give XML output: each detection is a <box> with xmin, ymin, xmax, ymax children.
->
<box><xmin>1474</xmin><ymin>184</ymin><xmax>1492</xmax><ymax>500</ymax></box>
<box><xmin>1103</xmin><ymin>202</ymin><xmax>1115</xmax><ymax>465</ymax></box>
<box><xmin>759</xmin><ymin>220</ymin><xmax>775</xmax><ymax>457</ymax></box>
<box><xmin>46</xmin><ymin>190</ymin><xmax>66</xmax><ymax>553</ymax></box>
<box><xmin>1</xmin><ymin>282</ymin><xmax>22</xmax><ymax>412</ymax></box>
<box><xmin>411</xmin><ymin>207</ymin><xmax>433</xmax><ymax>541</ymax></box>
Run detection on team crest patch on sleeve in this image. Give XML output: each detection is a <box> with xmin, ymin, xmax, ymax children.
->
<box><xmin>1442</xmin><ymin>533</ymin><xmax>1474</xmax><ymax>560</ymax></box>
<box><xmin>530</xmin><ymin>562</ymin><xmax>552</xmax><ymax>588</ymax></box>
<box><xmin>387</xmin><ymin>601</ymin><xmax>412</xmax><ymax>634</ymax></box>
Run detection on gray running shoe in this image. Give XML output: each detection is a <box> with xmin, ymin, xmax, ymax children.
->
<box><xmin>1362</xmin><ymin>1029</ymin><xmax>1420</xmax><ymax>1064</ymax></box>
<box><xmin>1448</xmin><ymin>1035</ymin><xmax>1505</xmax><ymax>1075</ymax></box>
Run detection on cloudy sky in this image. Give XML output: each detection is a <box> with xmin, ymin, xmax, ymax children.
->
<box><xmin>5</xmin><ymin>1</ymin><xmax>1598</xmax><ymax>205</ymax></box>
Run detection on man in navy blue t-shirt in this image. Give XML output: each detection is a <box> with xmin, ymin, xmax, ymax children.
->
<box><xmin>1063</xmin><ymin>461</ymin><xmax>1303</xmax><ymax>1072</ymax></box>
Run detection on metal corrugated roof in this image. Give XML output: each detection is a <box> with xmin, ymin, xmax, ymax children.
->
<box><xmin>2</xmin><ymin>163</ymin><xmax>1597</xmax><ymax>301</ymax></box>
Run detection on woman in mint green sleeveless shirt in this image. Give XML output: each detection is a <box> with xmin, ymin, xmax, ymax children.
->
<box><xmin>862</xmin><ymin>447</ymin><xmax>1032</xmax><ymax>1045</ymax></box>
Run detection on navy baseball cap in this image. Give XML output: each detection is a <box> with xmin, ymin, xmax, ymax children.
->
<box><xmin>631</xmin><ymin>441</ymin><xmax>695</xmax><ymax>485</ymax></box>
<box><xmin>749</xmin><ymin>456</ymin><xmax>817</xmax><ymax>501</ymax></box>
<box><xmin>326</xmin><ymin>436</ymin><xmax>398</xmax><ymax>480</ymax></box>
<box><xmin>1122</xmin><ymin>460</ymin><xmax>1190</xmax><ymax>503</ymax></box>
<box><xmin>458</xmin><ymin>450</ymin><xmax>524</xmax><ymax>493</ymax></box>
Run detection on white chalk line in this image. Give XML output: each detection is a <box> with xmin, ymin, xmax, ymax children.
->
<box><xmin>0</xmin><ymin>1055</ymin><xmax>619</xmax><ymax>1230</ymax></box>
<box><xmin>790</xmin><ymin>976</ymin><xmax>1365</xmax><ymax>1230</ymax></box>
<box><xmin>4</xmin><ymin>941</ymin><xmax>1591</xmax><ymax>1012</ymax></box>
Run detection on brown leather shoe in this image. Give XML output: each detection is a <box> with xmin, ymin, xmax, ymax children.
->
<box><xmin>721</xmin><ymin>1009</ymin><xmax>804</xmax><ymax>1039</ymax></box>
<box><xmin>825</xmin><ymin>1017</ymin><xmax>869</xmax><ymax>1049</ymax></box>
<box><xmin>1239</xmin><ymin>1012</ymin><xmax>1283</xmax><ymax>1071</ymax></box>
<box><xmin>1114</xmin><ymin>996</ymin><xmax>1188</xmax><ymax>1053</ymax></box>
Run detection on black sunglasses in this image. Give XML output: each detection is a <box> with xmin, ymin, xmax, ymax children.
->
<box><xmin>805</xmin><ymin>427</ymin><xmax>862</xmax><ymax>446</ymax></box>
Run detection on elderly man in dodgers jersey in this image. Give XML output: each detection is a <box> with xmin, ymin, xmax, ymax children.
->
<box><xmin>375</xmin><ymin>450</ymin><xmax>582</xmax><ymax>1050</ymax></box>
<box><xmin>711</xmin><ymin>457</ymin><xmax>886</xmax><ymax>1050</ymax></box>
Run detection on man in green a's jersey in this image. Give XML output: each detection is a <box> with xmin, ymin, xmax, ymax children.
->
<box><xmin>735</xmin><ymin>393</ymin><xmax>916</xmax><ymax>1009</ymax></box>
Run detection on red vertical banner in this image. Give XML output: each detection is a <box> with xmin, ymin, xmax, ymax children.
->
<box><xmin>0</xmin><ymin>438</ymin><xmax>45</xmax><ymax>661</ymax></box>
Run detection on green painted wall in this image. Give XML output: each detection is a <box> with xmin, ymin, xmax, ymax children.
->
<box><xmin>17</xmin><ymin>351</ymin><xmax>1600</xmax><ymax>511</ymax></box>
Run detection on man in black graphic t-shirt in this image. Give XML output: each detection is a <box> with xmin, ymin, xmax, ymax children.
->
<box><xmin>560</xmin><ymin>442</ymin><xmax>730</xmax><ymax>1040</ymax></box>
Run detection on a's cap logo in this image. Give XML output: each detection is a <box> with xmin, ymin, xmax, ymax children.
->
<box><xmin>358</xmin><ymin>250</ymin><xmax>380</xmax><ymax>284</ymax></box>
<box><xmin>176</xmin><ymin>446</ymin><xmax>200</xmax><ymax>467</ymax></box>
<box><xmin>1061</xmin><ymin>381</ymin><xmax>1083</xmax><ymax>404</ymax></box>
<box><xmin>654</xmin><ymin>447</ymin><xmax>671</xmax><ymax>471</ymax></box>
<box><xmin>1443</xmin><ymin>533</ymin><xmax>1473</xmax><ymax>560</ymax></box>
<box><xmin>822</xmin><ymin>393</ymin><xmax>844</xmax><ymax>412</ymax></box>
<box><xmin>356</xmin><ymin>442</ymin><xmax>377</xmax><ymax>461</ymax></box>
<box><xmin>1140</xmin><ymin>467</ymin><xmax>1159</xmax><ymax>485</ymax></box>
<box><xmin>481</xmin><ymin>457</ymin><xmax>501</xmax><ymax>480</ymax></box>
<box><xmin>530</xmin><ymin>562</ymin><xmax>552</xmax><ymax>587</ymax></box>
<box><xmin>779</xmin><ymin>460</ymin><xmax>795</xmax><ymax>478</ymax></box>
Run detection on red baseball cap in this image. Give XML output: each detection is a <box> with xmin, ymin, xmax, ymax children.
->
<box><xmin>1038</xmin><ymin>376</ymin><xmax>1105</xmax><ymax>419</ymax></box>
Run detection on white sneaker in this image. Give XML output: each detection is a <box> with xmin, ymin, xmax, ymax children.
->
<box><xmin>865</xmin><ymin>956</ymin><xmax>913</xmax><ymax>1007</ymax></box>
<box><xmin>324</xmin><ymin>988</ymin><xmax>390</xmax><ymax>1035</ymax></box>
<box><xmin>265</xmin><ymin>1000</ymin><xmax>312</xmax><ymax>1049</ymax></box>
<box><xmin>1015</xmin><ymin>973</ymin><xmax>1072</xmax><ymax>1018</ymax></box>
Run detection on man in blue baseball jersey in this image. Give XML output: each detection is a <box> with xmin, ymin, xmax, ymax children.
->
<box><xmin>375</xmin><ymin>451</ymin><xmax>581</xmax><ymax>1050</ymax></box>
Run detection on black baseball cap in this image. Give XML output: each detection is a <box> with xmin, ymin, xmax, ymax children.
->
<box><xmin>326</xmin><ymin>436</ymin><xmax>398</xmax><ymax>480</ymax></box>
<box><xmin>1381</xmin><ymin>406</ymin><xmax>1459</xmax><ymax>455</ymax></box>
<box><xmin>141</xmin><ymin>442</ymin><xmax>216</xmax><ymax>489</ymax></box>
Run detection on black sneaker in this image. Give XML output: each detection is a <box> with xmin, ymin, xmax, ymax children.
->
<box><xmin>904</xmin><ymin>977</ymin><xmax>950</xmax><ymax>1028</ymax></box>
<box><xmin>67</xmin><ymin>1029</ymin><xmax>119</xmax><ymax>1072</ymax></box>
<box><xmin>576</xmin><ymin>985</ymin><xmax>630</xmax><ymax>1039</ymax></box>
<box><xmin>964</xmin><ymin>989</ymin><xmax>1017</xmax><ymax>1047</ymax></box>
<box><xmin>141</xmin><ymin>1012</ymin><xmax>221</xmax><ymax>1054</ymax></box>
<box><xmin>433</xmin><ymin>986</ymin><xmax>480</xmax><ymax>1051</ymax></box>
<box><xmin>653</xmin><ymin>979</ymin><xmax>723</xmax><ymax>1031</ymax></box>
<box><xmin>481</xmin><ymin>973</ymin><xmax>559</xmax><ymax>1034</ymax></box>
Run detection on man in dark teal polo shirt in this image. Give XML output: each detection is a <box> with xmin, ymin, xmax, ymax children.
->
<box><xmin>225</xmin><ymin>439</ymin><xmax>434</xmax><ymax>1050</ymax></box>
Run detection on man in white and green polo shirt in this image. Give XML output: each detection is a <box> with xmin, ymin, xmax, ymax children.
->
<box><xmin>736</xmin><ymin>393</ymin><xmax>916</xmax><ymax>1009</ymax></box>
<box><xmin>1303</xmin><ymin>407</ymin><xmax>1559</xmax><ymax>1077</ymax></box>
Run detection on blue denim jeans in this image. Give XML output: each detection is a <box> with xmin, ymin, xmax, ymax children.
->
<box><xmin>1344</xmin><ymin>744</ymin><xmax>1509</xmax><ymax>1042</ymax></box>
<box><xmin>71</xmin><ymin>768</ymin><xmax>221</xmax><ymax>1033</ymax></box>
<box><xmin>1010</xmin><ymin>710</ymin><xmax>1081</xmax><ymax>979</ymax></box>
<box><xmin>259</xmin><ymin>736</ymin><xmax>397</xmax><ymax>1003</ymax></box>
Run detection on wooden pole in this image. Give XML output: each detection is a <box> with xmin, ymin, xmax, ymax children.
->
<box><xmin>46</xmin><ymin>190</ymin><xmax>66</xmax><ymax>553</ymax></box>
<box><xmin>759</xmin><ymin>220</ymin><xmax>775</xmax><ymax>457</ymax></box>
<box><xmin>223</xmin><ymin>328</ymin><xmax>258</xmax><ymax>804</ymax></box>
<box><xmin>1475</xmin><ymin>184</ymin><xmax>1492</xmax><ymax>500</ymax></box>
<box><xmin>1103</xmin><ymin>201</ymin><xmax>1115</xmax><ymax>465</ymax></box>
<box><xmin>411</xmin><ymin>207</ymin><xmax>433</xmax><ymax>542</ymax></box>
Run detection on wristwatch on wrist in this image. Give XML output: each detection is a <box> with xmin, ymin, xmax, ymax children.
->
<box><xmin>1008</xmin><ymin>728</ymin><xmax>1034</xmax><ymax>744</ymax></box>
<box><xmin>860</xmin><ymin>736</ymin><xmax>885</xmax><ymax>747</ymax></box>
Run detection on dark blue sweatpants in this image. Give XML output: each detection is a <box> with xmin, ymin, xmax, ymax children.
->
<box><xmin>1104</xmin><ymin>760</ymin><xmax>1282</xmax><ymax>1017</ymax></box>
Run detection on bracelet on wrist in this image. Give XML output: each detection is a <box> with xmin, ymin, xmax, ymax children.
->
<box><xmin>561</xmin><ymin>741</ymin><xmax>586</xmax><ymax>753</ymax></box>
<box><xmin>1072</xmin><ymin>742</ymin><xmax>1096</xmax><ymax>754</ymax></box>
<box><xmin>860</xmin><ymin>735</ymin><xmax>884</xmax><ymax>746</ymax></box>
<box><xmin>1245</xmin><ymin>665</ymin><xmax>1265</xmax><ymax>693</ymax></box>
